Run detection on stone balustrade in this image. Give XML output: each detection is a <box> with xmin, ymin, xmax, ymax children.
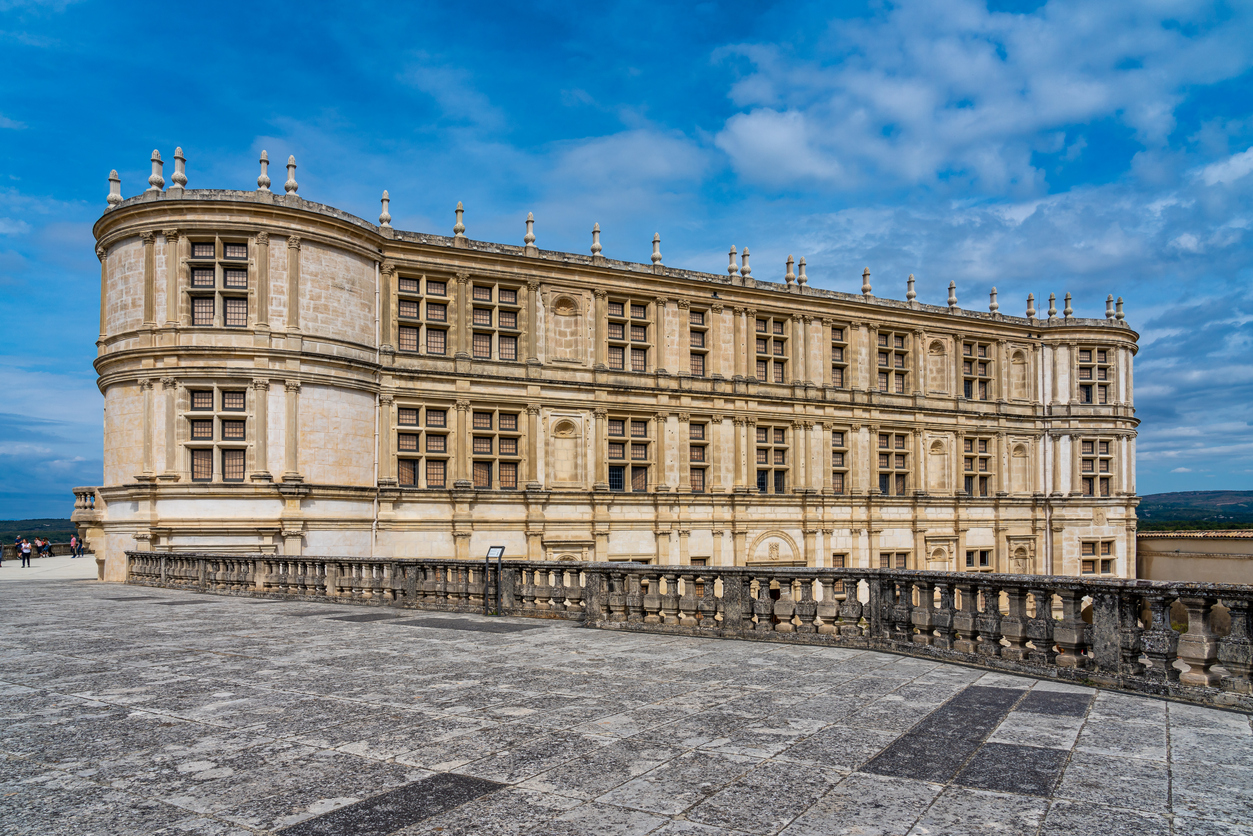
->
<box><xmin>126</xmin><ymin>552</ymin><xmax>1253</xmax><ymax>710</ymax></box>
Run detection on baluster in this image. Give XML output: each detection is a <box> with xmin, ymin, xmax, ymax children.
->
<box><xmin>953</xmin><ymin>582</ymin><xmax>978</xmax><ymax>654</ymax></box>
<box><xmin>519</xmin><ymin>569</ymin><xmax>536</xmax><ymax>612</ymax></box>
<box><xmin>753</xmin><ymin>575</ymin><xmax>775</xmax><ymax>632</ymax></box>
<box><xmin>773</xmin><ymin>575</ymin><xmax>797</xmax><ymax>633</ymax></box>
<box><xmin>839</xmin><ymin>577</ymin><xmax>864</xmax><ymax>637</ymax></box>
<box><xmin>911</xmin><ymin>579</ymin><xmax>934</xmax><ymax>646</ymax></box>
<box><xmin>1219</xmin><ymin>596</ymin><xmax>1252</xmax><ymax>694</ymax></box>
<box><xmin>931</xmin><ymin>582</ymin><xmax>955</xmax><ymax>649</ymax></box>
<box><xmin>795</xmin><ymin>577</ymin><xmax>818</xmax><ymax>634</ymax></box>
<box><xmin>625</xmin><ymin>572</ymin><xmax>643</xmax><ymax>624</ymax></box>
<box><xmin>698</xmin><ymin>573</ymin><xmax>718</xmax><ymax>629</ymax></box>
<box><xmin>815</xmin><ymin>578</ymin><xmax>838</xmax><ymax>635</ymax></box>
<box><xmin>1000</xmin><ymin>586</ymin><xmax>1030</xmax><ymax>661</ymax></box>
<box><xmin>1141</xmin><ymin>592</ymin><xmax>1181</xmax><ymax>683</ymax></box>
<box><xmin>1177</xmin><ymin>595</ymin><xmax>1222</xmax><ymax>687</ymax></box>
<box><xmin>638</xmin><ymin>573</ymin><xmax>660</xmax><ymax>624</ymax></box>
<box><xmin>382</xmin><ymin>562</ymin><xmax>395</xmax><ymax>602</ymax></box>
<box><xmin>606</xmin><ymin>571</ymin><xmax>626</xmax><ymax>622</ymax></box>
<box><xmin>1117</xmin><ymin>589</ymin><xmax>1145</xmax><ymax>676</ymax></box>
<box><xmin>551</xmin><ymin>569</ymin><xmax>570</xmax><ymax>612</ymax></box>
<box><xmin>976</xmin><ymin>584</ymin><xmax>1003</xmax><ymax>657</ymax></box>
<box><xmin>564</xmin><ymin>571</ymin><xmax>584</xmax><ymax>614</ymax></box>
<box><xmin>677</xmin><ymin>573</ymin><xmax>698</xmax><ymax>626</ymax></box>
<box><xmin>657</xmin><ymin>572</ymin><xmax>679</xmax><ymax>625</ymax></box>
<box><xmin>1026</xmin><ymin>588</ymin><xmax>1056</xmax><ymax>665</ymax></box>
<box><xmin>1053</xmin><ymin>588</ymin><xmax>1091</xmax><ymax>669</ymax></box>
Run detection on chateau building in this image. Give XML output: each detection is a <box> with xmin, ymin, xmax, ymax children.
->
<box><xmin>83</xmin><ymin>150</ymin><xmax>1139</xmax><ymax>582</ymax></box>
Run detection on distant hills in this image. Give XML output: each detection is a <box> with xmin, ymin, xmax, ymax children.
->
<box><xmin>1137</xmin><ymin>491</ymin><xmax>1253</xmax><ymax>530</ymax></box>
<box><xmin>4</xmin><ymin>493</ymin><xmax>1252</xmax><ymax>541</ymax></box>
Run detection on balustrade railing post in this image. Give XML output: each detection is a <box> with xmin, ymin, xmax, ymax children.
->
<box><xmin>839</xmin><ymin>576</ymin><xmax>865</xmax><ymax>638</ymax></box>
<box><xmin>933</xmin><ymin>582</ymin><xmax>955</xmax><ymax>650</ymax></box>
<box><xmin>677</xmin><ymin>573</ymin><xmax>698</xmax><ymax>627</ymax></box>
<box><xmin>1053</xmin><ymin>588</ymin><xmax>1091</xmax><ymax>669</ymax></box>
<box><xmin>197</xmin><ymin>557</ymin><xmax>207</xmax><ymax>591</ymax></box>
<box><xmin>697</xmin><ymin>573</ymin><xmax>717</xmax><ymax>629</ymax></box>
<box><xmin>1141</xmin><ymin>592</ymin><xmax>1181</xmax><ymax>684</ymax></box>
<box><xmin>1001</xmin><ymin>585</ymin><xmax>1029</xmax><ymax>661</ymax></box>
<box><xmin>753</xmin><ymin>576</ymin><xmax>774</xmax><ymax>633</ymax></box>
<box><xmin>795</xmin><ymin>577</ymin><xmax>817</xmax><ymax>634</ymax></box>
<box><xmin>1088</xmin><ymin>588</ymin><xmax>1122</xmax><ymax>672</ymax></box>
<box><xmin>975</xmin><ymin>584</ymin><xmax>1002</xmax><ymax>657</ymax></box>
<box><xmin>1027</xmin><ymin>588</ymin><xmax>1057</xmax><ymax>665</ymax></box>
<box><xmin>1177</xmin><ymin>595</ymin><xmax>1222</xmax><ymax>687</ymax></box>
<box><xmin>1219</xmin><ymin>596</ymin><xmax>1252</xmax><ymax>694</ymax></box>
<box><xmin>911</xmin><ymin>579</ymin><xmax>934</xmax><ymax>646</ymax></box>
<box><xmin>773</xmin><ymin>575</ymin><xmax>796</xmax><ymax>633</ymax></box>
<box><xmin>953</xmin><ymin>582</ymin><xmax>978</xmax><ymax>654</ymax></box>
<box><xmin>1116</xmin><ymin>588</ymin><xmax>1145</xmax><ymax>677</ymax></box>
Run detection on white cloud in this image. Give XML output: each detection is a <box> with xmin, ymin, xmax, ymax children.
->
<box><xmin>1199</xmin><ymin>147</ymin><xmax>1253</xmax><ymax>186</ymax></box>
<box><xmin>399</xmin><ymin>58</ymin><xmax>505</xmax><ymax>130</ymax></box>
<box><xmin>1171</xmin><ymin>467</ymin><xmax>1193</xmax><ymax>473</ymax></box>
<box><xmin>713</xmin><ymin>0</ymin><xmax>1253</xmax><ymax>195</ymax></box>
<box><xmin>0</xmin><ymin>113</ymin><xmax>25</xmax><ymax>129</ymax></box>
<box><xmin>0</xmin><ymin>218</ymin><xmax>30</xmax><ymax>234</ymax></box>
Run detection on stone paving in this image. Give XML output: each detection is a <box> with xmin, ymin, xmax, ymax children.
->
<box><xmin>1</xmin><ymin>581</ymin><xmax>1250</xmax><ymax>835</ymax></box>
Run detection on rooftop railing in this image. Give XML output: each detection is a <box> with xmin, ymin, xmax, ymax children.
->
<box><xmin>126</xmin><ymin>552</ymin><xmax>1251</xmax><ymax>710</ymax></box>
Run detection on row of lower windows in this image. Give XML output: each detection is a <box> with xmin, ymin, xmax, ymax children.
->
<box><xmin>190</xmin><ymin>448</ymin><xmax>245</xmax><ymax>481</ymax></box>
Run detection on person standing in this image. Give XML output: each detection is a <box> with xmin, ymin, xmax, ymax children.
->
<box><xmin>70</xmin><ymin>534</ymin><xmax>79</xmax><ymax>558</ymax></box>
<box><xmin>20</xmin><ymin>539</ymin><xmax>32</xmax><ymax>568</ymax></box>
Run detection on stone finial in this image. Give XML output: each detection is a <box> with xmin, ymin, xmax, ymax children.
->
<box><xmin>524</xmin><ymin>212</ymin><xmax>536</xmax><ymax>246</ymax></box>
<box><xmin>1048</xmin><ymin>292</ymin><xmax>1057</xmax><ymax>319</ymax></box>
<box><xmin>171</xmin><ymin>147</ymin><xmax>187</xmax><ymax>190</ymax></box>
<box><xmin>591</xmin><ymin>223</ymin><xmax>602</xmax><ymax>257</ymax></box>
<box><xmin>379</xmin><ymin>191</ymin><xmax>392</xmax><ymax>228</ymax></box>
<box><xmin>1063</xmin><ymin>292</ymin><xmax>1073</xmax><ymax>318</ymax></box>
<box><xmin>284</xmin><ymin>155</ymin><xmax>298</xmax><ymax>194</ymax></box>
<box><xmin>727</xmin><ymin>245</ymin><xmax>738</xmax><ymax>276</ymax></box>
<box><xmin>906</xmin><ymin>273</ymin><xmax>916</xmax><ymax>302</ymax></box>
<box><xmin>740</xmin><ymin>247</ymin><xmax>752</xmax><ymax>278</ymax></box>
<box><xmin>1105</xmin><ymin>294</ymin><xmax>1115</xmax><ymax>320</ymax></box>
<box><xmin>146</xmin><ymin>149</ymin><xmax>164</xmax><ymax>193</ymax></box>
<box><xmin>106</xmin><ymin>170</ymin><xmax>122</xmax><ymax>209</ymax></box>
<box><xmin>453</xmin><ymin>201</ymin><xmax>466</xmax><ymax>238</ymax></box>
<box><xmin>651</xmin><ymin>233</ymin><xmax>662</xmax><ymax>265</ymax></box>
<box><xmin>257</xmin><ymin>151</ymin><xmax>271</xmax><ymax>191</ymax></box>
<box><xmin>1116</xmin><ymin>297</ymin><xmax>1125</xmax><ymax>322</ymax></box>
<box><xmin>1027</xmin><ymin>293</ymin><xmax>1036</xmax><ymax>318</ymax></box>
<box><xmin>948</xmin><ymin>281</ymin><xmax>958</xmax><ymax>309</ymax></box>
<box><xmin>798</xmin><ymin>257</ymin><xmax>808</xmax><ymax>286</ymax></box>
<box><xmin>861</xmin><ymin>267</ymin><xmax>872</xmax><ymax>296</ymax></box>
<box><xmin>785</xmin><ymin>255</ymin><xmax>796</xmax><ymax>285</ymax></box>
<box><xmin>989</xmin><ymin>287</ymin><xmax>999</xmax><ymax>313</ymax></box>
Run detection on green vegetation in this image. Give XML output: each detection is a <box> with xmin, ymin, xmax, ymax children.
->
<box><xmin>1137</xmin><ymin>491</ymin><xmax>1253</xmax><ymax>531</ymax></box>
<box><xmin>0</xmin><ymin>519</ymin><xmax>76</xmax><ymax>543</ymax></box>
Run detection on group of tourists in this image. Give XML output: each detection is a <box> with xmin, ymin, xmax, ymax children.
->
<box><xmin>3</xmin><ymin>535</ymin><xmax>83</xmax><ymax>568</ymax></box>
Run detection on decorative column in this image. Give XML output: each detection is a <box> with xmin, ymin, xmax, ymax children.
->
<box><xmin>282</xmin><ymin>380</ymin><xmax>302</xmax><ymax>482</ymax></box>
<box><xmin>677</xmin><ymin>300</ymin><xmax>691</xmax><ymax>375</ymax></box>
<box><xmin>678</xmin><ymin>529</ymin><xmax>691</xmax><ymax>565</ymax></box>
<box><xmin>97</xmin><ymin>246</ymin><xmax>109</xmax><ymax>343</ymax></box>
<box><xmin>732</xmin><ymin>307</ymin><xmax>745</xmax><ymax>380</ymax></box>
<box><xmin>377</xmin><ymin>394</ymin><xmax>395</xmax><ymax>486</ymax></box>
<box><xmin>710</xmin><ymin>304</ymin><xmax>724</xmax><ymax>378</ymax></box>
<box><xmin>712</xmin><ymin>528</ymin><xmax>725</xmax><ymax>566</ymax></box>
<box><xmin>1050</xmin><ymin>432</ymin><xmax>1063</xmax><ymax>495</ymax></box>
<box><xmin>286</xmin><ymin>236</ymin><xmax>301</xmax><ymax>333</ymax></box>
<box><xmin>161</xmin><ymin>377</ymin><xmax>178</xmax><ymax>478</ymax></box>
<box><xmin>163</xmin><ymin>229</ymin><xmax>180</xmax><ymax>328</ymax></box>
<box><xmin>822</xmin><ymin>423</ymin><xmax>833</xmax><ymax>493</ymax></box>
<box><xmin>654</xmin><ymin>297</ymin><xmax>669</xmax><ymax>373</ymax></box>
<box><xmin>454</xmin><ymin>272</ymin><xmax>470</xmax><ymax>359</ymax></box>
<box><xmin>452</xmin><ymin>399</ymin><xmax>471</xmax><ymax>488</ymax></box>
<box><xmin>1070</xmin><ymin>432</ymin><xmax>1082</xmax><ymax>496</ymax></box>
<box><xmin>792</xmin><ymin>421</ymin><xmax>806</xmax><ymax>490</ymax></box>
<box><xmin>802</xmin><ymin>315</ymin><xmax>814</xmax><ymax>385</ymax></box>
<box><xmin>527</xmin><ymin>280</ymin><xmax>542</xmax><ymax>366</ymax></box>
<box><xmin>379</xmin><ymin>261</ymin><xmax>394</xmax><ymax>350</ymax></box>
<box><xmin>711</xmin><ymin>413</ymin><xmax>725</xmax><ymax>491</ymax></box>
<box><xmin>732</xmin><ymin>417</ymin><xmax>745</xmax><ymax>490</ymax></box>
<box><xmin>744</xmin><ymin>309</ymin><xmax>757</xmax><ymax>378</ymax></box>
<box><xmin>252</xmin><ymin>379</ymin><xmax>272</xmax><ymax>481</ymax></box>
<box><xmin>791</xmin><ymin>315</ymin><xmax>804</xmax><ymax>384</ymax></box>
<box><xmin>140</xmin><ymin>379</ymin><xmax>155</xmax><ymax>478</ymax></box>
<box><xmin>526</xmin><ymin>404</ymin><xmax>542</xmax><ymax>489</ymax></box>
<box><xmin>655</xmin><ymin>412</ymin><xmax>670</xmax><ymax>490</ymax></box>
<box><xmin>746</xmin><ymin>418</ymin><xmax>757</xmax><ymax>489</ymax></box>
<box><xmin>593</xmin><ymin>407</ymin><xmax>608</xmax><ymax>490</ymax></box>
<box><xmin>678</xmin><ymin>413</ymin><xmax>691</xmax><ymax>491</ymax></box>
<box><xmin>254</xmin><ymin>232</ymin><xmax>269</xmax><ymax>330</ymax></box>
<box><xmin>593</xmin><ymin>289</ymin><xmax>607</xmax><ymax>369</ymax></box>
<box><xmin>141</xmin><ymin>231</ymin><xmax>156</xmax><ymax>328</ymax></box>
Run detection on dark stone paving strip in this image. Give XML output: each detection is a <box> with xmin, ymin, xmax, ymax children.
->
<box><xmin>1016</xmin><ymin>690</ymin><xmax>1093</xmax><ymax>717</ymax></box>
<box><xmin>860</xmin><ymin>686</ymin><xmax>1026</xmax><ymax>783</ymax></box>
<box><xmin>329</xmin><ymin>612</ymin><xmax>406</xmax><ymax>623</ymax></box>
<box><xmin>390</xmin><ymin>617</ymin><xmax>546</xmax><ymax>633</ymax></box>
<box><xmin>285</xmin><ymin>610</ymin><xmax>347</xmax><ymax>617</ymax></box>
<box><xmin>102</xmin><ymin>596</ymin><xmax>163</xmax><ymax>601</ymax></box>
<box><xmin>153</xmin><ymin>599</ymin><xmax>215</xmax><ymax>606</ymax></box>
<box><xmin>276</xmin><ymin>772</ymin><xmax>504</xmax><ymax>836</ymax></box>
<box><xmin>955</xmin><ymin>741</ymin><xmax>1070</xmax><ymax>796</ymax></box>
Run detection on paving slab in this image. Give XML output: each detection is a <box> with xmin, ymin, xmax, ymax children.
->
<box><xmin>1</xmin><ymin>580</ymin><xmax>1250</xmax><ymax>835</ymax></box>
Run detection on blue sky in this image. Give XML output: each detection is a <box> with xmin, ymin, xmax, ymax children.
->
<box><xmin>2</xmin><ymin>0</ymin><xmax>1252</xmax><ymax>517</ymax></box>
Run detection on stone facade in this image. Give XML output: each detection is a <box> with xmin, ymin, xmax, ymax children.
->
<box><xmin>84</xmin><ymin>177</ymin><xmax>1140</xmax><ymax>583</ymax></box>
